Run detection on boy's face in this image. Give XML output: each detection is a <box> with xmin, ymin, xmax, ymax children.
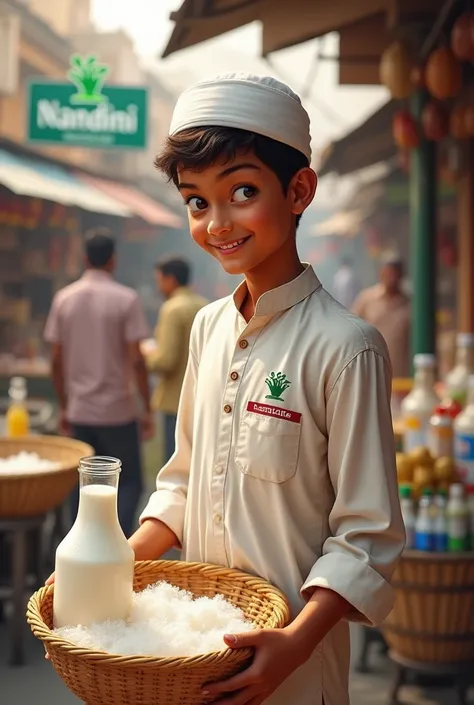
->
<box><xmin>177</xmin><ymin>150</ymin><xmax>316</xmax><ymax>277</ymax></box>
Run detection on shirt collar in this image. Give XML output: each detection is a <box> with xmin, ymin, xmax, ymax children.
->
<box><xmin>170</xmin><ymin>286</ymin><xmax>189</xmax><ymax>299</ymax></box>
<box><xmin>232</xmin><ymin>263</ymin><xmax>321</xmax><ymax>317</ymax></box>
<box><xmin>82</xmin><ymin>269</ymin><xmax>112</xmax><ymax>281</ymax></box>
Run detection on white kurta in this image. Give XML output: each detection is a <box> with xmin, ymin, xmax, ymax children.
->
<box><xmin>141</xmin><ymin>265</ymin><xmax>405</xmax><ymax>705</ymax></box>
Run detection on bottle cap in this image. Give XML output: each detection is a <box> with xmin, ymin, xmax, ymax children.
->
<box><xmin>422</xmin><ymin>487</ymin><xmax>434</xmax><ymax>496</ymax></box>
<box><xmin>433</xmin><ymin>405</ymin><xmax>448</xmax><ymax>416</ymax></box>
<box><xmin>414</xmin><ymin>353</ymin><xmax>436</xmax><ymax>368</ymax></box>
<box><xmin>457</xmin><ymin>333</ymin><xmax>474</xmax><ymax>348</ymax></box>
<box><xmin>399</xmin><ymin>484</ymin><xmax>412</xmax><ymax>498</ymax></box>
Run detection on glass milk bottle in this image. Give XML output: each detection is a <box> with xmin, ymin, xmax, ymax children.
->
<box><xmin>401</xmin><ymin>354</ymin><xmax>440</xmax><ymax>453</ymax></box>
<box><xmin>454</xmin><ymin>375</ymin><xmax>474</xmax><ymax>491</ymax></box>
<box><xmin>444</xmin><ymin>333</ymin><xmax>474</xmax><ymax>408</ymax></box>
<box><xmin>53</xmin><ymin>456</ymin><xmax>134</xmax><ymax>628</ymax></box>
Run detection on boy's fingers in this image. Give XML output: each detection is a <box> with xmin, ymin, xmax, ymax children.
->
<box><xmin>45</xmin><ymin>573</ymin><xmax>55</xmax><ymax>586</ymax></box>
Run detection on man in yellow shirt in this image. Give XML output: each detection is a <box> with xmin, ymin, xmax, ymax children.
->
<box><xmin>145</xmin><ymin>257</ymin><xmax>207</xmax><ymax>461</ymax></box>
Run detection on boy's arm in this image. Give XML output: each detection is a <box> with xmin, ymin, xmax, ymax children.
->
<box><xmin>299</xmin><ymin>347</ymin><xmax>405</xmax><ymax>627</ymax></box>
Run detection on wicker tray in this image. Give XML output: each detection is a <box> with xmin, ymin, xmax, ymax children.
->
<box><xmin>382</xmin><ymin>550</ymin><xmax>474</xmax><ymax>663</ymax></box>
<box><xmin>0</xmin><ymin>435</ymin><xmax>94</xmax><ymax>518</ymax></box>
<box><xmin>27</xmin><ymin>560</ymin><xmax>291</xmax><ymax>705</ymax></box>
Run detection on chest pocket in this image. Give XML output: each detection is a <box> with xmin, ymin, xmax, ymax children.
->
<box><xmin>235</xmin><ymin>410</ymin><xmax>301</xmax><ymax>483</ymax></box>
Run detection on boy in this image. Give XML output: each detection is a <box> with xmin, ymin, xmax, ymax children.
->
<box><xmin>129</xmin><ymin>74</ymin><xmax>405</xmax><ymax>704</ymax></box>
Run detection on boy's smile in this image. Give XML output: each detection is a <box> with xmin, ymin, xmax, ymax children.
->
<box><xmin>177</xmin><ymin>152</ymin><xmax>316</xmax><ymax>294</ymax></box>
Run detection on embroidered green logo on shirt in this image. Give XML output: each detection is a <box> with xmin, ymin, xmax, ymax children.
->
<box><xmin>265</xmin><ymin>372</ymin><xmax>291</xmax><ymax>402</ymax></box>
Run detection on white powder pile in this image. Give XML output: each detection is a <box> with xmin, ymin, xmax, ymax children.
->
<box><xmin>0</xmin><ymin>451</ymin><xmax>60</xmax><ymax>475</ymax></box>
<box><xmin>53</xmin><ymin>581</ymin><xmax>255</xmax><ymax>657</ymax></box>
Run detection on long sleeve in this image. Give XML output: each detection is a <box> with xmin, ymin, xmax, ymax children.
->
<box><xmin>139</xmin><ymin>342</ymin><xmax>198</xmax><ymax>544</ymax></box>
<box><xmin>146</xmin><ymin>303</ymin><xmax>182</xmax><ymax>374</ymax></box>
<box><xmin>301</xmin><ymin>349</ymin><xmax>405</xmax><ymax>626</ymax></box>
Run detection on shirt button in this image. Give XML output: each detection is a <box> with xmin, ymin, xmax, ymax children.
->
<box><xmin>215</xmin><ymin>467</ymin><xmax>224</xmax><ymax>476</ymax></box>
<box><xmin>230</xmin><ymin>371</ymin><xmax>239</xmax><ymax>381</ymax></box>
<box><xmin>213</xmin><ymin>513</ymin><xmax>222</xmax><ymax>523</ymax></box>
<box><xmin>239</xmin><ymin>339</ymin><xmax>249</xmax><ymax>349</ymax></box>
<box><xmin>224</xmin><ymin>404</ymin><xmax>232</xmax><ymax>414</ymax></box>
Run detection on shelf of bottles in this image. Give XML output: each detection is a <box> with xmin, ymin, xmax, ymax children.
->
<box><xmin>397</xmin><ymin>334</ymin><xmax>474</xmax><ymax>555</ymax></box>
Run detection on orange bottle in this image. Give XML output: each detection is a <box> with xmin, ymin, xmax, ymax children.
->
<box><xmin>5</xmin><ymin>377</ymin><xmax>30</xmax><ymax>437</ymax></box>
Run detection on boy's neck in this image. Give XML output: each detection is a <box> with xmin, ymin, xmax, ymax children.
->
<box><xmin>241</xmin><ymin>247</ymin><xmax>304</xmax><ymax>322</ymax></box>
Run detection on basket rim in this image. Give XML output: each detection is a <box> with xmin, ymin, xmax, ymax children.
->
<box><xmin>0</xmin><ymin>435</ymin><xmax>94</xmax><ymax>480</ymax></box>
<box><xmin>27</xmin><ymin>559</ymin><xmax>290</xmax><ymax>669</ymax></box>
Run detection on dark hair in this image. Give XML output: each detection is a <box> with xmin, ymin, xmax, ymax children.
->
<box><xmin>156</xmin><ymin>256</ymin><xmax>191</xmax><ymax>286</ymax></box>
<box><xmin>84</xmin><ymin>228</ymin><xmax>115</xmax><ymax>268</ymax></box>
<box><xmin>155</xmin><ymin>126</ymin><xmax>309</xmax><ymax>228</ymax></box>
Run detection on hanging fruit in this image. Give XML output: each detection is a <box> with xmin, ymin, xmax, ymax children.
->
<box><xmin>379</xmin><ymin>41</ymin><xmax>414</xmax><ymax>99</ymax></box>
<box><xmin>421</xmin><ymin>100</ymin><xmax>449</xmax><ymax>141</ymax></box>
<box><xmin>425</xmin><ymin>47</ymin><xmax>462</xmax><ymax>99</ymax></box>
<box><xmin>450</xmin><ymin>104</ymin><xmax>470</xmax><ymax>140</ymax></box>
<box><xmin>393</xmin><ymin>110</ymin><xmax>420</xmax><ymax>149</ymax></box>
<box><xmin>451</xmin><ymin>12</ymin><xmax>474</xmax><ymax>62</ymax></box>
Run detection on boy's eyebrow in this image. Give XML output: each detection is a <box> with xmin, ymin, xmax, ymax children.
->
<box><xmin>177</xmin><ymin>162</ymin><xmax>261</xmax><ymax>191</ymax></box>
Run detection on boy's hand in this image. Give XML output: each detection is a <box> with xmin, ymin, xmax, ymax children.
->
<box><xmin>202</xmin><ymin>627</ymin><xmax>311</xmax><ymax>704</ymax></box>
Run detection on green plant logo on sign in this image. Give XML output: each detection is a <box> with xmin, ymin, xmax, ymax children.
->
<box><xmin>265</xmin><ymin>372</ymin><xmax>291</xmax><ymax>402</ymax></box>
<box><xmin>68</xmin><ymin>54</ymin><xmax>109</xmax><ymax>105</ymax></box>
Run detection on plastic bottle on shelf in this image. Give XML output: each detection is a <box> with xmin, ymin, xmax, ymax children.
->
<box><xmin>399</xmin><ymin>485</ymin><xmax>416</xmax><ymax>549</ymax></box>
<box><xmin>444</xmin><ymin>333</ymin><xmax>474</xmax><ymax>408</ymax></box>
<box><xmin>401</xmin><ymin>354</ymin><xmax>439</xmax><ymax>454</ymax></box>
<box><xmin>427</xmin><ymin>405</ymin><xmax>453</xmax><ymax>459</ymax></box>
<box><xmin>446</xmin><ymin>483</ymin><xmax>469</xmax><ymax>552</ymax></box>
<box><xmin>415</xmin><ymin>492</ymin><xmax>434</xmax><ymax>551</ymax></box>
<box><xmin>5</xmin><ymin>376</ymin><xmax>30</xmax><ymax>437</ymax></box>
<box><xmin>53</xmin><ymin>456</ymin><xmax>135</xmax><ymax>628</ymax></box>
<box><xmin>433</xmin><ymin>492</ymin><xmax>448</xmax><ymax>552</ymax></box>
<box><xmin>454</xmin><ymin>375</ymin><xmax>474</xmax><ymax>490</ymax></box>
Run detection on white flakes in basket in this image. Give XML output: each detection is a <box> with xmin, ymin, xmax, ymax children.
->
<box><xmin>53</xmin><ymin>581</ymin><xmax>255</xmax><ymax>657</ymax></box>
<box><xmin>0</xmin><ymin>451</ymin><xmax>60</xmax><ymax>475</ymax></box>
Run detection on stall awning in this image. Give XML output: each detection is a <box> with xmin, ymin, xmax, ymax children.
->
<box><xmin>80</xmin><ymin>174</ymin><xmax>183</xmax><ymax>229</ymax></box>
<box><xmin>0</xmin><ymin>149</ymin><xmax>131</xmax><ymax>216</ymax></box>
<box><xmin>318</xmin><ymin>100</ymin><xmax>397</xmax><ymax>177</ymax></box>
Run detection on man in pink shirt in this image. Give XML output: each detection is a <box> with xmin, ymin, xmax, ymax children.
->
<box><xmin>44</xmin><ymin>228</ymin><xmax>153</xmax><ymax>536</ymax></box>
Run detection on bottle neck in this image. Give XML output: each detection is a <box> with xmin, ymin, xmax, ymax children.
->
<box><xmin>456</xmin><ymin>346</ymin><xmax>474</xmax><ymax>372</ymax></box>
<box><xmin>413</xmin><ymin>367</ymin><xmax>436</xmax><ymax>390</ymax></box>
<box><xmin>76</xmin><ymin>457</ymin><xmax>122</xmax><ymax>525</ymax></box>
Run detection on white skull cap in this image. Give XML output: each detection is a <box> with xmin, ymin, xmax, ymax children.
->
<box><xmin>169</xmin><ymin>73</ymin><xmax>312</xmax><ymax>163</ymax></box>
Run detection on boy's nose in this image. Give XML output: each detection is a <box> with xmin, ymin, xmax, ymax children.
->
<box><xmin>207</xmin><ymin>217</ymin><xmax>233</xmax><ymax>237</ymax></box>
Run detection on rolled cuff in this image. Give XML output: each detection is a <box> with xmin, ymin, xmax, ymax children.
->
<box><xmin>300</xmin><ymin>552</ymin><xmax>394</xmax><ymax>626</ymax></box>
<box><xmin>139</xmin><ymin>490</ymin><xmax>186</xmax><ymax>547</ymax></box>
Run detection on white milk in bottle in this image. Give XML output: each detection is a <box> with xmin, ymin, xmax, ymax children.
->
<box><xmin>401</xmin><ymin>354</ymin><xmax>439</xmax><ymax>453</ymax></box>
<box><xmin>53</xmin><ymin>456</ymin><xmax>134</xmax><ymax>628</ymax></box>
<box><xmin>454</xmin><ymin>375</ymin><xmax>474</xmax><ymax>492</ymax></box>
<box><xmin>445</xmin><ymin>333</ymin><xmax>474</xmax><ymax>408</ymax></box>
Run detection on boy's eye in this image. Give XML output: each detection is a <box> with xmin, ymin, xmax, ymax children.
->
<box><xmin>186</xmin><ymin>196</ymin><xmax>207</xmax><ymax>213</ymax></box>
<box><xmin>232</xmin><ymin>185</ymin><xmax>257</xmax><ymax>203</ymax></box>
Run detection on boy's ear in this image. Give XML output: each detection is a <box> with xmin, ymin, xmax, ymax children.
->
<box><xmin>290</xmin><ymin>167</ymin><xmax>317</xmax><ymax>216</ymax></box>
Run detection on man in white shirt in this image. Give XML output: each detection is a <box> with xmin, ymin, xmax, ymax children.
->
<box><xmin>332</xmin><ymin>256</ymin><xmax>360</xmax><ymax>309</ymax></box>
<box><xmin>53</xmin><ymin>75</ymin><xmax>404</xmax><ymax>705</ymax></box>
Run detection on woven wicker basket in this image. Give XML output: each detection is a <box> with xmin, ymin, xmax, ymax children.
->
<box><xmin>27</xmin><ymin>560</ymin><xmax>290</xmax><ymax>705</ymax></box>
<box><xmin>382</xmin><ymin>550</ymin><xmax>474</xmax><ymax>663</ymax></box>
<box><xmin>0</xmin><ymin>436</ymin><xmax>93</xmax><ymax>518</ymax></box>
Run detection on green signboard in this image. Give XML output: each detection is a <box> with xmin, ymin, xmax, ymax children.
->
<box><xmin>27</xmin><ymin>55</ymin><xmax>148</xmax><ymax>150</ymax></box>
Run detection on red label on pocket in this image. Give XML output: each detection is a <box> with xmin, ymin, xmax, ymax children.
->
<box><xmin>247</xmin><ymin>401</ymin><xmax>301</xmax><ymax>424</ymax></box>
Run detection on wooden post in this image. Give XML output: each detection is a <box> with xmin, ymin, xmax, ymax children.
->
<box><xmin>410</xmin><ymin>89</ymin><xmax>437</xmax><ymax>358</ymax></box>
<box><xmin>457</xmin><ymin>139</ymin><xmax>474</xmax><ymax>334</ymax></box>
